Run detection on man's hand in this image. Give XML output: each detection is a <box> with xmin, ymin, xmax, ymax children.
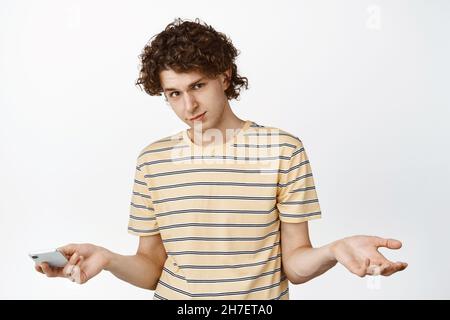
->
<box><xmin>330</xmin><ymin>235</ymin><xmax>408</xmax><ymax>277</ymax></box>
<box><xmin>34</xmin><ymin>243</ymin><xmax>109</xmax><ymax>284</ymax></box>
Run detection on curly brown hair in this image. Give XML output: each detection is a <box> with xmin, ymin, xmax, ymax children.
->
<box><xmin>135</xmin><ymin>18</ymin><xmax>249</xmax><ymax>101</ymax></box>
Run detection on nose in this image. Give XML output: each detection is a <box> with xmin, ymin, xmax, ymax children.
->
<box><xmin>183</xmin><ymin>92</ymin><xmax>198</xmax><ymax>114</ymax></box>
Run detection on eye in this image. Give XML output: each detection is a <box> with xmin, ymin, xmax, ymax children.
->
<box><xmin>193</xmin><ymin>83</ymin><xmax>205</xmax><ymax>89</ymax></box>
<box><xmin>168</xmin><ymin>83</ymin><xmax>204</xmax><ymax>99</ymax></box>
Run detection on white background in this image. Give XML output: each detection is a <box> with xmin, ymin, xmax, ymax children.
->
<box><xmin>1</xmin><ymin>0</ymin><xmax>449</xmax><ymax>299</ymax></box>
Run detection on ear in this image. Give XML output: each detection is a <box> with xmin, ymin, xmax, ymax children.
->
<box><xmin>221</xmin><ymin>67</ymin><xmax>232</xmax><ymax>90</ymax></box>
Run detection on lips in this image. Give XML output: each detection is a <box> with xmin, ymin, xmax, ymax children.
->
<box><xmin>190</xmin><ymin>112</ymin><xmax>206</xmax><ymax>121</ymax></box>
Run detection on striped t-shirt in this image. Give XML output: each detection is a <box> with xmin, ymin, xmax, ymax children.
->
<box><xmin>128</xmin><ymin>120</ymin><xmax>322</xmax><ymax>300</ymax></box>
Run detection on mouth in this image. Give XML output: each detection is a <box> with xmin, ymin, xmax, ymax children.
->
<box><xmin>190</xmin><ymin>111</ymin><xmax>206</xmax><ymax>121</ymax></box>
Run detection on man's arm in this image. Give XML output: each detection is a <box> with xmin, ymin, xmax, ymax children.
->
<box><xmin>281</xmin><ymin>221</ymin><xmax>337</xmax><ymax>284</ymax></box>
<box><xmin>280</xmin><ymin>222</ymin><xmax>408</xmax><ymax>285</ymax></box>
<box><xmin>104</xmin><ymin>233</ymin><xmax>167</xmax><ymax>290</ymax></box>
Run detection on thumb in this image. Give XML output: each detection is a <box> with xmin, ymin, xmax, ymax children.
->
<box><xmin>376</xmin><ymin>237</ymin><xmax>403</xmax><ymax>249</ymax></box>
<box><xmin>57</xmin><ymin>243</ymin><xmax>79</xmax><ymax>258</ymax></box>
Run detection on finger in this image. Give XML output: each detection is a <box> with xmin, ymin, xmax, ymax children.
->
<box><xmin>381</xmin><ymin>262</ymin><xmax>397</xmax><ymax>276</ymax></box>
<box><xmin>34</xmin><ymin>264</ymin><xmax>44</xmax><ymax>274</ymax></box>
<box><xmin>380</xmin><ymin>262</ymin><xmax>397</xmax><ymax>276</ymax></box>
<box><xmin>367</xmin><ymin>264</ymin><xmax>382</xmax><ymax>276</ymax></box>
<box><xmin>63</xmin><ymin>252</ymin><xmax>79</xmax><ymax>277</ymax></box>
<box><xmin>71</xmin><ymin>256</ymin><xmax>84</xmax><ymax>284</ymax></box>
<box><xmin>57</xmin><ymin>244</ymin><xmax>78</xmax><ymax>258</ymax></box>
<box><xmin>41</xmin><ymin>262</ymin><xmax>61</xmax><ymax>277</ymax></box>
<box><xmin>398</xmin><ymin>262</ymin><xmax>408</xmax><ymax>272</ymax></box>
<box><xmin>382</xmin><ymin>261</ymin><xmax>408</xmax><ymax>276</ymax></box>
<box><xmin>375</xmin><ymin>237</ymin><xmax>402</xmax><ymax>249</ymax></box>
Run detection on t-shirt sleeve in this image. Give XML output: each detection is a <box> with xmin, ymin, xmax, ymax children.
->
<box><xmin>127</xmin><ymin>155</ymin><xmax>160</xmax><ymax>236</ymax></box>
<box><xmin>276</xmin><ymin>138</ymin><xmax>322</xmax><ymax>223</ymax></box>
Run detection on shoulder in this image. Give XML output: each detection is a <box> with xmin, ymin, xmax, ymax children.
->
<box><xmin>135</xmin><ymin>130</ymin><xmax>186</xmax><ymax>166</ymax></box>
<box><xmin>246</xmin><ymin>121</ymin><xmax>304</xmax><ymax>153</ymax></box>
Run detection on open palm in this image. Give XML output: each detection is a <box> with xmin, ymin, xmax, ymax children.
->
<box><xmin>331</xmin><ymin>235</ymin><xmax>408</xmax><ymax>277</ymax></box>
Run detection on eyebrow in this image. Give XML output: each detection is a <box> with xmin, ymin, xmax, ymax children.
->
<box><xmin>163</xmin><ymin>77</ymin><xmax>206</xmax><ymax>92</ymax></box>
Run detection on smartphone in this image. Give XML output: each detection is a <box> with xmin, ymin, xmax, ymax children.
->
<box><xmin>29</xmin><ymin>249</ymin><xmax>68</xmax><ymax>268</ymax></box>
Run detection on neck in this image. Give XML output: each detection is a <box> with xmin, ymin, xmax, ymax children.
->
<box><xmin>188</xmin><ymin>102</ymin><xmax>245</xmax><ymax>147</ymax></box>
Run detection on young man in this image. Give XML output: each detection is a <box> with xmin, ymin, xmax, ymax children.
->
<box><xmin>35</xmin><ymin>18</ymin><xmax>407</xmax><ymax>300</ymax></box>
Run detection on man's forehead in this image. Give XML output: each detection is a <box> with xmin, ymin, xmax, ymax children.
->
<box><xmin>160</xmin><ymin>69</ymin><xmax>207</xmax><ymax>86</ymax></box>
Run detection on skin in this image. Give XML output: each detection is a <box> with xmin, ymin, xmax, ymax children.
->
<box><xmin>281</xmin><ymin>222</ymin><xmax>407</xmax><ymax>284</ymax></box>
<box><xmin>160</xmin><ymin>67</ymin><xmax>246</xmax><ymax>146</ymax></box>
<box><xmin>35</xmin><ymin>68</ymin><xmax>407</xmax><ymax>288</ymax></box>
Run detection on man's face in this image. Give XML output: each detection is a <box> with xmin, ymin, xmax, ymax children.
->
<box><xmin>160</xmin><ymin>68</ymin><xmax>230</xmax><ymax>132</ymax></box>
